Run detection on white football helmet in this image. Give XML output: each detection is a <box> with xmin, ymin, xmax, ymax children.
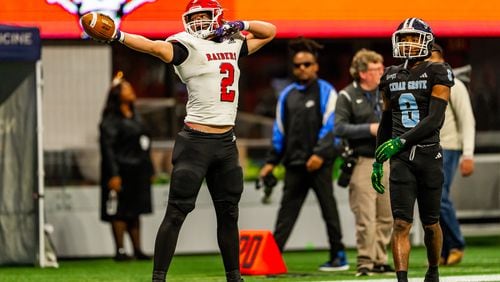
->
<box><xmin>182</xmin><ymin>0</ymin><xmax>224</xmax><ymax>39</ymax></box>
<box><xmin>392</xmin><ymin>17</ymin><xmax>434</xmax><ymax>60</ymax></box>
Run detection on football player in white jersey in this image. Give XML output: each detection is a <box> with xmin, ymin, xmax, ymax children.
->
<box><xmin>96</xmin><ymin>0</ymin><xmax>276</xmax><ymax>281</ymax></box>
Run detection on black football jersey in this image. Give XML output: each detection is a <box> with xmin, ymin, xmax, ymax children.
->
<box><xmin>379</xmin><ymin>61</ymin><xmax>454</xmax><ymax>145</ymax></box>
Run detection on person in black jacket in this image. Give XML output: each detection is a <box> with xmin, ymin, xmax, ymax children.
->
<box><xmin>259</xmin><ymin>37</ymin><xmax>348</xmax><ymax>272</ymax></box>
<box><xmin>334</xmin><ymin>49</ymin><xmax>393</xmax><ymax>277</ymax></box>
<box><xmin>99</xmin><ymin>71</ymin><xmax>154</xmax><ymax>261</ymax></box>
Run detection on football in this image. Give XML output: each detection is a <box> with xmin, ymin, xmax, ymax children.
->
<box><xmin>80</xmin><ymin>12</ymin><xmax>116</xmax><ymax>41</ymax></box>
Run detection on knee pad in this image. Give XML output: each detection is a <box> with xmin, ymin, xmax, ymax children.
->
<box><xmin>214</xmin><ymin>167</ymin><xmax>243</xmax><ymax>199</ymax></box>
<box><xmin>167</xmin><ymin>198</ymin><xmax>195</xmax><ymax>216</ymax></box>
<box><xmin>169</xmin><ymin>167</ymin><xmax>204</xmax><ymax>214</ymax></box>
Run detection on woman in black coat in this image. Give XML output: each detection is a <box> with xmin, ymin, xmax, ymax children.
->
<box><xmin>99</xmin><ymin>72</ymin><xmax>153</xmax><ymax>261</ymax></box>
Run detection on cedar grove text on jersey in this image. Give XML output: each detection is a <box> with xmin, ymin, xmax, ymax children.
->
<box><xmin>389</xmin><ymin>80</ymin><xmax>428</xmax><ymax>91</ymax></box>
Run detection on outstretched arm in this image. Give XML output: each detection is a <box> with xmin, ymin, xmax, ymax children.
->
<box><xmin>119</xmin><ymin>20</ymin><xmax>275</xmax><ymax>62</ymax></box>
<box><xmin>80</xmin><ymin>12</ymin><xmax>174</xmax><ymax>62</ymax></box>
<box><xmin>119</xmin><ymin>32</ymin><xmax>174</xmax><ymax>63</ymax></box>
<box><xmin>245</xmin><ymin>21</ymin><xmax>276</xmax><ymax>55</ymax></box>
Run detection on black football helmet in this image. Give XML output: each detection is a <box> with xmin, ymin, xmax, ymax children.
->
<box><xmin>392</xmin><ymin>17</ymin><xmax>434</xmax><ymax>60</ymax></box>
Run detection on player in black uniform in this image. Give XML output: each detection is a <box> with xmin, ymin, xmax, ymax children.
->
<box><xmin>370</xmin><ymin>18</ymin><xmax>454</xmax><ymax>282</ymax></box>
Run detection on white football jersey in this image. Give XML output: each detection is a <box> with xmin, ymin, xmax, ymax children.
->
<box><xmin>167</xmin><ymin>32</ymin><xmax>246</xmax><ymax>126</ymax></box>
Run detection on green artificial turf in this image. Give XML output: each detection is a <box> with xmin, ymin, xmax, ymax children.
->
<box><xmin>0</xmin><ymin>236</ymin><xmax>499</xmax><ymax>281</ymax></box>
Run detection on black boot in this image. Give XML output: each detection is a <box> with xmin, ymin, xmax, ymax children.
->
<box><xmin>152</xmin><ymin>270</ymin><xmax>166</xmax><ymax>282</ymax></box>
<box><xmin>226</xmin><ymin>269</ymin><xmax>244</xmax><ymax>282</ymax></box>
<box><xmin>424</xmin><ymin>266</ymin><xmax>439</xmax><ymax>282</ymax></box>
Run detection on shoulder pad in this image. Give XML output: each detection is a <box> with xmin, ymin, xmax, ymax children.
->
<box><xmin>428</xmin><ymin>62</ymin><xmax>454</xmax><ymax>87</ymax></box>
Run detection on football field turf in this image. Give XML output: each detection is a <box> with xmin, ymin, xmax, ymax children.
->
<box><xmin>0</xmin><ymin>236</ymin><xmax>499</xmax><ymax>281</ymax></box>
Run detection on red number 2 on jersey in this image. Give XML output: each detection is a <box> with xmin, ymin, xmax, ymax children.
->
<box><xmin>220</xmin><ymin>62</ymin><xmax>235</xmax><ymax>102</ymax></box>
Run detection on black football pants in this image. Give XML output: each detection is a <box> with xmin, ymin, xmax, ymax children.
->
<box><xmin>152</xmin><ymin>126</ymin><xmax>243</xmax><ymax>280</ymax></box>
<box><xmin>389</xmin><ymin>143</ymin><xmax>443</xmax><ymax>225</ymax></box>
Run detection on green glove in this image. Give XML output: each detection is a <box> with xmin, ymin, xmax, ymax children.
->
<box><xmin>375</xmin><ymin>137</ymin><xmax>404</xmax><ymax>163</ymax></box>
<box><xmin>371</xmin><ymin>162</ymin><xmax>385</xmax><ymax>194</ymax></box>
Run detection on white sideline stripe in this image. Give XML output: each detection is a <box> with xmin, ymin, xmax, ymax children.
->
<box><xmin>318</xmin><ymin>274</ymin><xmax>500</xmax><ymax>282</ymax></box>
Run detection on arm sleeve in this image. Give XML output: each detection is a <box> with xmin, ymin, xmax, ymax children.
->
<box><xmin>452</xmin><ymin>80</ymin><xmax>476</xmax><ymax>157</ymax></box>
<box><xmin>400</xmin><ymin>96</ymin><xmax>448</xmax><ymax>146</ymax></box>
<box><xmin>171</xmin><ymin>41</ymin><xmax>188</xmax><ymax>65</ymax></box>
<box><xmin>334</xmin><ymin>90</ymin><xmax>372</xmax><ymax>139</ymax></box>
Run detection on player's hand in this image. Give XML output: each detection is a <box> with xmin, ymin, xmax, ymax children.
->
<box><xmin>213</xmin><ymin>21</ymin><xmax>246</xmax><ymax>41</ymax></box>
<box><xmin>93</xmin><ymin>37</ymin><xmax>114</xmax><ymax>44</ymax></box>
<box><xmin>96</xmin><ymin>29</ymin><xmax>123</xmax><ymax>44</ymax></box>
<box><xmin>375</xmin><ymin>137</ymin><xmax>404</xmax><ymax>163</ymax></box>
<box><xmin>371</xmin><ymin>162</ymin><xmax>385</xmax><ymax>194</ymax></box>
<box><xmin>81</xmin><ymin>12</ymin><xmax>123</xmax><ymax>44</ymax></box>
<box><xmin>225</xmin><ymin>21</ymin><xmax>246</xmax><ymax>32</ymax></box>
<box><xmin>96</xmin><ymin>29</ymin><xmax>124</xmax><ymax>44</ymax></box>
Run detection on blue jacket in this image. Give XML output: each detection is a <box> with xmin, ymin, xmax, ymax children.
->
<box><xmin>266</xmin><ymin>79</ymin><xmax>338</xmax><ymax>166</ymax></box>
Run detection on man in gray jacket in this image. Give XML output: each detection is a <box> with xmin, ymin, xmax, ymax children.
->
<box><xmin>334</xmin><ymin>48</ymin><xmax>393</xmax><ymax>277</ymax></box>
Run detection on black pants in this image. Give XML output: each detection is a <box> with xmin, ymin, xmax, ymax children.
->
<box><xmin>153</xmin><ymin>126</ymin><xmax>243</xmax><ymax>278</ymax></box>
<box><xmin>273</xmin><ymin>164</ymin><xmax>345</xmax><ymax>261</ymax></box>
<box><xmin>390</xmin><ymin>143</ymin><xmax>443</xmax><ymax>225</ymax></box>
